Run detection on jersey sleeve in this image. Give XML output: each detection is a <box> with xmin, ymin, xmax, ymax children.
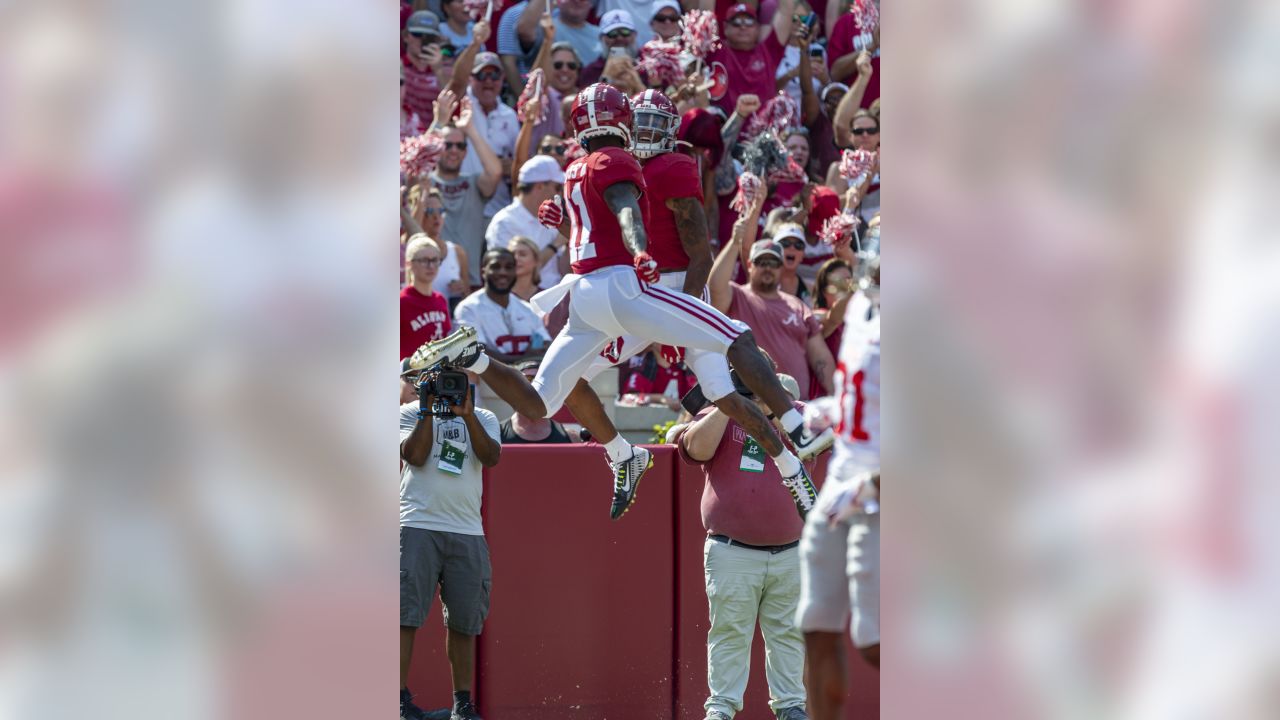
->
<box><xmin>589</xmin><ymin>148</ymin><xmax>646</xmax><ymax>193</ymax></box>
<box><xmin>651</xmin><ymin>154</ymin><xmax>704</xmax><ymax>204</ymax></box>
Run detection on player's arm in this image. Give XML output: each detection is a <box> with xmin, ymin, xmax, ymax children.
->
<box><xmin>667</xmin><ymin>195</ymin><xmax>713</xmax><ymax>296</ymax></box>
<box><xmin>603</xmin><ymin>181</ymin><xmax>649</xmax><ymax>256</ymax></box>
<box><xmin>806</xmin><ymin>333</ymin><xmax>836</xmax><ymax>395</ymax></box>
<box><xmin>678</xmin><ymin>408</ymin><xmax>731</xmax><ymax>463</ymax></box>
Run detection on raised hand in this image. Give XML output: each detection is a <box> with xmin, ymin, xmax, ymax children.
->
<box><xmin>472</xmin><ymin>19</ymin><xmax>492</xmax><ymax>45</ymax></box>
<box><xmin>735</xmin><ymin>93</ymin><xmax>761</xmax><ymax>119</ymax></box>
<box><xmin>432</xmin><ymin>87</ymin><xmax>459</xmax><ymax>129</ymax></box>
<box><xmin>456</xmin><ymin>96</ymin><xmax>475</xmax><ymax>131</ymax></box>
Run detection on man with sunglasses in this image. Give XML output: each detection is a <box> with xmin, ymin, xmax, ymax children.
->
<box><xmin>709</xmin><ymin>0</ymin><xmax>799</xmax><ymax>118</ymax></box>
<box><xmin>579</xmin><ymin>9</ymin><xmax>638</xmax><ymax>87</ymax></box>
<box><xmin>460</xmin><ymin>51</ymin><xmax>520</xmax><ymax>221</ymax></box>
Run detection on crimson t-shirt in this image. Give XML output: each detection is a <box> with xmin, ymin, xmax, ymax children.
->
<box><xmin>563</xmin><ymin>146</ymin><xmax>649</xmax><ymax>275</ymax></box>
<box><xmin>727</xmin><ymin>283</ymin><xmax>820</xmax><ymax>398</ymax></box>
<box><xmin>400</xmin><ymin>285</ymin><xmax>452</xmax><ymax>360</ymax></box>
<box><xmin>641</xmin><ymin>152</ymin><xmax>704</xmax><ymax>271</ymax></box>
<box><xmin>826</xmin><ymin>14</ymin><xmax>880</xmax><ymax>108</ymax></box>
<box><xmin>675</xmin><ymin>401</ymin><xmax>815</xmax><ymax>546</ymax></box>
<box><xmin>709</xmin><ymin>31</ymin><xmax>787</xmax><ymax>117</ymax></box>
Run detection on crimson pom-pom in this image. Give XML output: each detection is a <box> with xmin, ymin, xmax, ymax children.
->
<box><xmin>819</xmin><ymin>213</ymin><xmax>857</xmax><ymax>247</ymax></box>
<box><xmin>742</xmin><ymin>92</ymin><xmax>801</xmax><ymax>140</ymax></box>
<box><xmin>516</xmin><ymin>68</ymin><xmax>550</xmax><ymax>124</ymax></box>
<box><xmin>637</xmin><ymin>41</ymin><xmax>686</xmax><ymax>90</ymax></box>
<box><xmin>681</xmin><ymin>10</ymin><xmax>722</xmax><ymax>60</ymax></box>
<box><xmin>401</xmin><ymin>131</ymin><xmax>446</xmax><ymax>179</ymax></box>
<box><xmin>850</xmin><ymin>0</ymin><xmax>879</xmax><ymax>32</ymax></box>
<box><xmin>730</xmin><ymin>172</ymin><xmax>763</xmax><ymax>213</ymax></box>
<box><xmin>839</xmin><ymin>149</ymin><xmax>877</xmax><ymax>181</ymax></box>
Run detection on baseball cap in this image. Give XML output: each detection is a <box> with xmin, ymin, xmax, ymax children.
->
<box><xmin>651</xmin><ymin>0</ymin><xmax>681</xmax><ymax>20</ymax></box>
<box><xmin>405</xmin><ymin>11</ymin><xmax>442</xmax><ymax>38</ymax></box>
<box><xmin>401</xmin><ymin>358</ymin><xmax>419</xmax><ymax>377</ymax></box>
<box><xmin>518</xmin><ymin>155</ymin><xmax>566</xmax><ymax>185</ymax></box>
<box><xmin>820</xmin><ymin>82</ymin><xmax>849</xmax><ymax>103</ymax></box>
<box><xmin>777</xmin><ymin>373</ymin><xmax>801</xmax><ymax>400</ymax></box>
<box><xmin>724</xmin><ymin>3</ymin><xmax>757</xmax><ymax>20</ymax></box>
<box><xmin>600</xmin><ymin>9</ymin><xmax>637</xmax><ymax>34</ymax></box>
<box><xmin>806</xmin><ymin>185</ymin><xmax>841</xmax><ymax>236</ymax></box>
<box><xmin>749</xmin><ymin>240</ymin><xmax>783</xmax><ymax>264</ymax></box>
<box><xmin>774</xmin><ymin>223</ymin><xmax>806</xmax><ymax>244</ymax></box>
<box><xmin>472</xmin><ymin>51</ymin><xmax>502</xmax><ymax>74</ymax></box>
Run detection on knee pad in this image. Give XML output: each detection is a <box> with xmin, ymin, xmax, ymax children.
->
<box><xmin>687</xmin><ymin>350</ymin><xmax>737</xmax><ymax>402</ymax></box>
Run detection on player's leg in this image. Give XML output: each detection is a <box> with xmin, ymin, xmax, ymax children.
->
<box><xmin>848</xmin><ymin>513</ymin><xmax>881</xmax><ymax>669</ymax></box>
<box><xmin>796</xmin><ymin>510</ymin><xmax>854</xmax><ymax>719</ymax></box>
<box><xmin>726</xmin><ymin>331</ymin><xmax>834</xmax><ymax>459</ymax></box>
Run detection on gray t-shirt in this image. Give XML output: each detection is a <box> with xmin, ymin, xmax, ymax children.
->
<box><xmin>431</xmin><ymin>171</ymin><xmax>492</xmax><ymax>285</ymax></box>
<box><xmin>400</xmin><ymin>401</ymin><xmax>501</xmax><ymax>535</ymax></box>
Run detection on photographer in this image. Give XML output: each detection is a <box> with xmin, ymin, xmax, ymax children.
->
<box><xmin>400</xmin><ymin>372</ymin><xmax>501</xmax><ymax>720</ymax></box>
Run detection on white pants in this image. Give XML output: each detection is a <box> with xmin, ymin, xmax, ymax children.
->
<box><xmin>703</xmin><ymin>538</ymin><xmax>807</xmax><ymax>718</ymax></box>
<box><xmin>530</xmin><ymin>266</ymin><xmax>747</xmax><ymax>415</ymax></box>
<box><xmin>578</xmin><ymin>270</ymin><xmax>741</xmax><ymax>403</ymax></box>
<box><xmin>795</xmin><ymin>511</ymin><xmax>880</xmax><ymax>648</ymax></box>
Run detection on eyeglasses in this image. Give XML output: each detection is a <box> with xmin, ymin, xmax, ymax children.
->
<box><xmin>653</xmin><ymin>13</ymin><xmax>680</xmax><ymax>23</ymax></box>
<box><xmin>411</xmin><ymin>257</ymin><xmax>441</xmax><ymax>266</ymax></box>
<box><xmin>444</xmin><ymin>141</ymin><xmax>468</xmax><ymax>150</ymax></box>
<box><xmin>728</xmin><ymin>17</ymin><xmax>756</xmax><ymax>27</ymax></box>
<box><xmin>776</xmin><ymin>238</ymin><xmax>805</xmax><ymax>249</ymax></box>
<box><xmin>850</xmin><ymin>127</ymin><xmax>879</xmax><ymax>136</ymax></box>
<box><xmin>605</xmin><ymin>29</ymin><xmax>633</xmax><ymax>39</ymax></box>
<box><xmin>553</xmin><ymin>60</ymin><xmax>581</xmax><ymax>71</ymax></box>
<box><xmin>473</xmin><ymin>70</ymin><xmax>502</xmax><ymax>81</ymax></box>
<box><xmin>540</xmin><ymin>144</ymin><xmax>566</xmax><ymax>155</ymax></box>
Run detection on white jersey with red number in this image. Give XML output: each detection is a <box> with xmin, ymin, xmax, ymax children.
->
<box><xmin>453</xmin><ymin>290</ymin><xmax>551</xmax><ymax>356</ymax></box>
<box><xmin>562</xmin><ymin>146</ymin><xmax>649</xmax><ymax>275</ymax></box>
<box><xmin>832</xmin><ymin>292</ymin><xmax>880</xmax><ymax>475</ymax></box>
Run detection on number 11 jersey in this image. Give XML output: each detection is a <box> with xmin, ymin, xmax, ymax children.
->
<box><xmin>562</xmin><ymin>146</ymin><xmax>650</xmax><ymax>275</ymax></box>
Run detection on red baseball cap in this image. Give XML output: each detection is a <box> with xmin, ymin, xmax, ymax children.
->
<box><xmin>807</xmin><ymin>185</ymin><xmax>841</xmax><ymax>236</ymax></box>
<box><xmin>724</xmin><ymin>3</ymin><xmax>757</xmax><ymax>20</ymax></box>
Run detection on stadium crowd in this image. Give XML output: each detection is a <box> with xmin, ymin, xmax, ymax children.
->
<box><xmin>399</xmin><ymin>0</ymin><xmax>880</xmax><ymax>717</ymax></box>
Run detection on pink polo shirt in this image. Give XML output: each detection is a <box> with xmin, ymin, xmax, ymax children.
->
<box><xmin>676</xmin><ymin>403</ymin><xmax>813</xmax><ymax>546</ymax></box>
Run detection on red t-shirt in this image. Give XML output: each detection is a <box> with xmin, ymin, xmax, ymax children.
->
<box><xmin>826</xmin><ymin>14</ymin><xmax>880</xmax><ymax>108</ymax></box>
<box><xmin>401</xmin><ymin>54</ymin><xmax>441</xmax><ymax>122</ymax></box>
<box><xmin>727</xmin><ymin>283</ymin><xmax>820</xmax><ymax>398</ymax></box>
<box><xmin>563</xmin><ymin>146</ymin><xmax>649</xmax><ymax>275</ymax></box>
<box><xmin>675</xmin><ymin>402</ymin><xmax>814</xmax><ymax>546</ymax></box>
<box><xmin>400</xmin><ymin>285</ymin><xmax>452</xmax><ymax>360</ymax></box>
<box><xmin>709</xmin><ymin>31</ymin><xmax>787</xmax><ymax>117</ymax></box>
<box><xmin>641</xmin><ymin>152</ymin><xmax>704</xmax><ymax>271</ymax></box>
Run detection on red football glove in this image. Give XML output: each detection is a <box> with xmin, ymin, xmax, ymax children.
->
<box><xmin>659</xmin><ymin>344</ymin><xmax>685</xmax><ymax>365</ymax></box>
<box><xmin>537</xmin><ymin>196</ymin><xmax>564</xmax><ymax>228</ymax></box>
<box><xmin>633</xmin><ymin>252</ymin><xmax>660</xmax><ymax>285</ymax></box>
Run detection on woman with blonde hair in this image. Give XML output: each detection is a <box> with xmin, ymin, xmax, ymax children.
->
<box><xmin>400</xmin><ymin>233</ymin><xmax>453</xmax><ymax>360</ymax></box>
<box><xmin>507</xmin><ymin>235</ymin><xmax>543</xmax><ymax>302</ymax></box>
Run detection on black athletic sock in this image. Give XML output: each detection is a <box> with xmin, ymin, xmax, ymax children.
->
<box><xmin>452</xmin><ymin>690</ymin><xmax>471</xmax><ymax>708</ymax></box>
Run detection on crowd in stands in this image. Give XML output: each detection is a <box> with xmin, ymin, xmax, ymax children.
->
<box><xmin>400</xmin><ymin>0</ymin><xmax>880</xmax><ymax>432</ymax></box>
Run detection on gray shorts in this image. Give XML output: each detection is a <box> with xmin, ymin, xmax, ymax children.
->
<box><xmin>400</xmin><ymin>526</ymin><xmax>492</xmax><ymax>635</ymax></box>
<box><xmin>796</xmin><ymin>512</ymin><xmax>880</xmax><ymax>648</ymax></box>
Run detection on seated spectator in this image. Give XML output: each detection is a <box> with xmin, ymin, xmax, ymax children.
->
<box><xmin>485</xmin><ymin>155</ymin><xmax>569</xmax><ymax>287</ymax></box>
<box><xmin>499</xmin><ymin>361</ymin><xmax>582</xmax><ymax>443</ymax></box>
<box><xmin>507</xmin><ymin>236</ymin><xmax>544</xmax><ymax>301</ymax></box>
<box><xmin>618</xmin><ymin>344</ymin><xmax>697</xmax><ymax>411</ymax></box>
<box><xmin>401</xmin><ymin>234</ymin><xmax>453</xmax><ymax>360</ymax></box>
<box><xmin>648</xmin><ymin>0</ymin><xmax>682</xmax><ymax>42</ymax></box>
<box><xmin>709</xmin><ymin>193</ymin><xmax>835</xmax><ymax>399</ymax></box>
<box><xmin>579</xmin><ymin>10</ymin><xmax>638</xmax><ymax>87</ymax></box>
<box><xmin>454</xmin><ymin>248</ymin><xmax>552</xmax><ymax>363</ymax></box>
<box><xmin>429</xmin><ymin>88</ymin><xmax>504</xmax><ymax>286</ymax></box>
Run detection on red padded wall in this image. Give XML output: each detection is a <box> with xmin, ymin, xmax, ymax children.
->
<box><xmin>405</xmin><ymin>445</ymin><xmax>880</xmax><ymax>719</ymax></box>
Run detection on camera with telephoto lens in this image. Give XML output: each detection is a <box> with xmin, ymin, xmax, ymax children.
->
<box><xmin>417</xmin><ymin>363</ymin><xmax>471</xmax><ymax>417</ymax></box>
<box><xmin>680</xmin><ymin>369</ymin><xmax>753</xmax><ymax>415</ymax></box>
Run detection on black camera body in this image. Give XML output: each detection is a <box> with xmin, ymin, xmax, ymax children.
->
<box><xmin>417</xmin><ymin>364</ymin><xmax>471</xmax><ymax>417</ymax></box>
<box><xmin>680</xmin><ymin>370</ymin><xmax>753</xmax><ymax>416</ymax></box>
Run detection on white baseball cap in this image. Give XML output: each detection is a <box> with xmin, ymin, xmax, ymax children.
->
<box><xmin>600</xmin><ymin>9</ymin><xmax>637</xmax><ymax>34</ymax></box>
<box><xmin>518</xmin><ymin>155</ymin><xmax>566</xmax><ymax>184</ymax></box>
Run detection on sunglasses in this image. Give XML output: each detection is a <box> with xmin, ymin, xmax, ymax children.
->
<box><xmin>776</xmin><ymin>238</ymin><xmax>805</xmax><ymax>249</ymax></box>
<box><xmin>411</xmin><ymin>257</ymin><xmax>441</xmax><ymax>266</ymax></box>
<box><xmin>540</xmin><ymin>144</ymin><xmax>566</xmax><ymax>155</ymax></box>
<box><xmin>605</xmin><ymin>29</ymin><xmax>633</xmax><ymax>39</ymax></box>
<box><xmin>728</xmin><ymin>17</ymin><xmax>756</xmax><ymax>27</ymax></box>
<box><xmin>653</xmin><ymin>13</ymin><xmax>680</xmax><ymax>22</ymax></box>
<box><xmin>851</xmin><ymin>127</ymin><xmax>879</xmax><ymax>135</ymax></box>
<box><xmin>473</xmin><ymin>70</ymin><xmax>502</xmax><ymax>81</ymax></box>
<box><xmin>553</xmin><ymin>60</ymin><xmax>581</xmax><ymax>71</ymax></box>
<box><xmin>409</xmin><ymin>32</ymin><xmax>438</xmax><ymax>42</ymax></box>
<box><xmin>752</xmin><ymin>258</ymin><xmax>781</xmax><ymax>268</ymax></box>
<box><xmin>444</xmin><ymin>141</ymin><xmax>468</xmax><ymax>150</ymax></box>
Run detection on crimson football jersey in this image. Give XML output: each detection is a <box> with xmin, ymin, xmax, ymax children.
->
<box><xmin>641</xmin><ymin>151</ymin><xmax>704</xmax><ymax>271</ymax></box>
<box><xmin>562</xmin><ymin>146</ymin><xmax>649</xmax><ymax>275</ymax></box>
